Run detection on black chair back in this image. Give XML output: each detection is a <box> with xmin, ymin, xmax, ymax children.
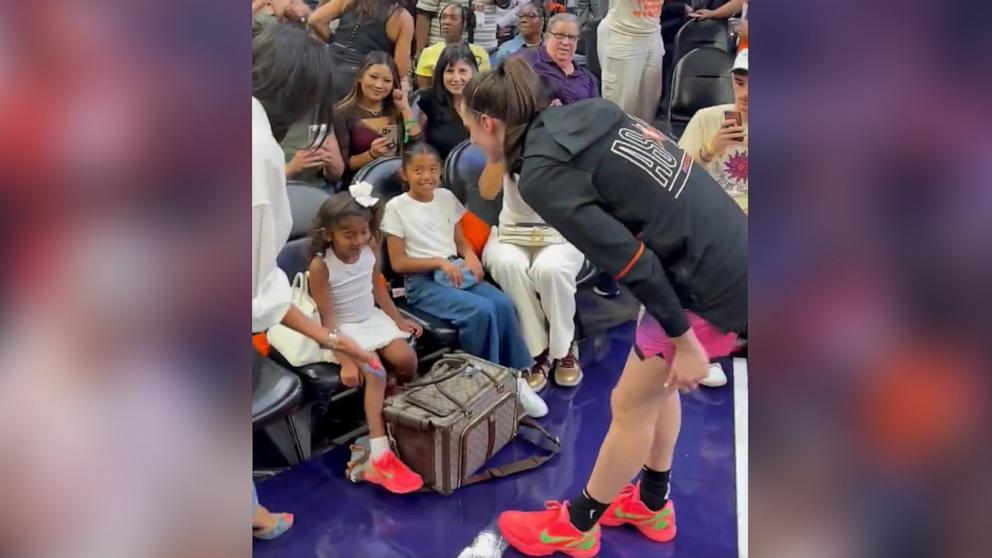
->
<box><xmin>287</xmin><ymin>182</ymin><xmax>331</xmax><ymax>239</ymax></box>
<box><xmin>442</xmin><ymin>140</ymin><xmax>501</xmax><ymax>226</ymax></box>
<box><xmin>580</xmin><ymin>17</ymin><xmax>603</xmax><ymax>85</ymax></box>
<box><xmin>276</xmin><ymin>237</ymin><xmax>312</xmax><ymax>280</ymax></box>
<box><xmin>350</xmin><ymin>157</ymin><xmax>404</xmax><ymax>281</ymax></box>
<box><xmin>277</xmin><ymin>183</ymin><xmax>331</xmax><ymax>279</ymax></box>
<box><xmin>352</xmin><ymin>156</ymin><xmax>405</xmax><ymax>202</ymax></box>
<box><xmin>672</xmin><ymin>18</ymin><xmax>731</xmax><ymax>66</ymax></box>
<box><xmin>666</xmin><ymin>47</ymin><xmax>734</xmax><ymax>140</ymax></box>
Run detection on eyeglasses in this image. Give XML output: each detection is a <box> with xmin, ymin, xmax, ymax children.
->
<box><xmin>548</xmin><ymin>31</ymin><xmax>579</xmax><ymax>43</ymax></box>
<box><xmin>517</xmin><ymin>12</ymin><xmax>539</xmax><ymax>19</ymax></box>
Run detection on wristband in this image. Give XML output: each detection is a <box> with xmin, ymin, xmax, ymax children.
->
<box><xmin>703</xmin><ymin>141</ymin><xmax>716</xmax><ymax>157</ymax></box>
<box><xmin>403</xmin><ymin>119</ymin><xmax>417</xmax><ymax>127</ymax></box>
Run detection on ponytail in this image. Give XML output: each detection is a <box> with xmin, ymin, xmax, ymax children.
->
<box><xmin>463</xmin><ymin>57</ymin><xmax>549</xmax><ymax>167</ymax></box>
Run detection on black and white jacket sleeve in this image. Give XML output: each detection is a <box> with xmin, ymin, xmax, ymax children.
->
<box><xmin>518</xmin><ymin>159</ymin><xmax>692</xmax><ymax>337</ymax></box>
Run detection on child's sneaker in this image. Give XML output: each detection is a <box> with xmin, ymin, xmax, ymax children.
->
<box><xmin>362</xmin><ymin>450</ymin><xmax>424</xmax><ymax>494</ymax></box>
<box><xmin>498</xmin><ymin>501</ymin><xmax>601</xmax><ymax>558</ymax></box>
<box><xmin>600</xmin><ymin>483</ymin><xmax>677</xmax><ymax>542</ymax></box>
<box><xmin>518</xmin><ymin>377</ymin><xmax>549</xmax><ymax>418</ymax></box>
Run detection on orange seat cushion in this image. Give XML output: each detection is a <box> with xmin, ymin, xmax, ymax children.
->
<box><xmin>460</xmin><ymin>210</ymin><xmax>491</xmax><ymax>257</ymax></box>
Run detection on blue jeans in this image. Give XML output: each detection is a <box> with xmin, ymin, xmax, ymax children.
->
<box><xmin>405</xmin><ymin>274</ymin><xmax>533</xmax><ymax>370</ymax></box>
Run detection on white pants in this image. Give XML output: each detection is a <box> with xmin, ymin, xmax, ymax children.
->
<box><xmin>597</xmin><ymin>23</ymin><xmax>665</xmax><ymax>123</ymax></box>
<box><xmin>483</xmin><ymin>229</ymin><xmax>585</xmax><ymax>360</ymax></box>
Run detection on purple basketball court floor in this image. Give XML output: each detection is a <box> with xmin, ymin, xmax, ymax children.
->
<box><xmin>254</xmin><ymin>322</ymin><xmax>747</xmax><ymax>557</ymax></box>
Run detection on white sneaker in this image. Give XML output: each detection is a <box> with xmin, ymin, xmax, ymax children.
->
<box><xmin>700</xmin><ymin>363</ymin><xmax>728</xmax><ymax>388</ymax></box>
<box><xmin>517</xmin><ymin>377</ymin><xmax>548</xmax><ymax>418</ymax></box>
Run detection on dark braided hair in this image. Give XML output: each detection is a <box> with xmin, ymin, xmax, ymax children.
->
<box><xmin>309</xmin><ymin>192</ymin><xmax>382</xmax><ymax>259</ymax></box>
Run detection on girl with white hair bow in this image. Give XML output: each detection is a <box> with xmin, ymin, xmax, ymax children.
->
<box><xmin>305</xmin><ymin>184</ymin><xmax>427</xmax><ymax>494</ymax></box>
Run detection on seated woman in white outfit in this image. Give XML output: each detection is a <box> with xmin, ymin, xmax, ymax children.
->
<box><xmin>480</xmin><ymin>165</ymin><xmax>585</xmax><ymax>391</ymax></box>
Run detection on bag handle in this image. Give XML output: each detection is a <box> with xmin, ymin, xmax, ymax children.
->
<box><xmin>401</xmin><ymin>356</ymin><xmax>501</xmax><ymax>391</ymax></box>
<box><xmin>290</xmin><ymin>272</ymin><xmax>310</xmax><ymax>306</ymax></box>
<box><xmin>459</xmin><ymin>417</ymin><xmax>561</xmax><ymax>486</ymax></box>
<box><xmin>400</xmin><ymin>357</ymin><xmax>468</xmax><ymax>390</ymax></box>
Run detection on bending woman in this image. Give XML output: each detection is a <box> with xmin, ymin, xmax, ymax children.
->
<box><xmin>460</xmin><ymin>58</ymin><xmax>747</xmax><ymax>556</ymax></box>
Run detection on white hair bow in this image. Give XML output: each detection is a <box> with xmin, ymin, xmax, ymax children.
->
<box><xmin>349</xmin><ymin>181</ymin><xmax>380</xmax><ymax>208</ymax></box>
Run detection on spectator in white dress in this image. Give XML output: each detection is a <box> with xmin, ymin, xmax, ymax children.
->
<box><xmin>479</xmin><ymin>170</ymin><xmax>585</xmax><ymax>392</ymax></box>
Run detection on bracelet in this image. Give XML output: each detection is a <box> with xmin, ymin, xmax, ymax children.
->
<box><xmin>328</xmin><ymin>328</ymin><xmax>340</xmax><ymax>350</ymax></box>
<box><xmin>403</xmin><ymin>119</ymin><xmax>417</xmax><ymax>127</ymax></box>
<box><xmin>703</xmin><ymin>141</ymin><xmax>717</xmax><ymax>157</ymax></box>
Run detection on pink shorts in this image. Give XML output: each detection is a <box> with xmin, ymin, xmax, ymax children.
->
<box><xmin>634</xmin><ymin>311</ymin><xmax>737</xmax><ymax>362</ymax></box>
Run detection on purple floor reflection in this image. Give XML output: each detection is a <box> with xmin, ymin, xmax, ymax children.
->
<box><xmin>254</xmin><ymin>322</ymin><xmax>740</xmax><ymax>557</ymax></box>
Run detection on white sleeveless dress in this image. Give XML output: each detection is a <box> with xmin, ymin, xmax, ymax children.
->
<box><xmin>322</xmin><ymin>246</ymin><xmax>408</xmax><ymax>361</ymax></box>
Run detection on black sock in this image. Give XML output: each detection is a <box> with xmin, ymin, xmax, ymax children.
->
<box><xmin>568</xmin><ymin>489</ymin><xmax>609</xmax><ymax>532</ymax></box>
<box><xmin>639</xmin><ymin>467</ymin><xmax>671</xmax><ymax>511</ymax></box>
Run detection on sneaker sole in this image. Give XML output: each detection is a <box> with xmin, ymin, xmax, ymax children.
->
<box><xmin>700</xmin><ymin>379</ymin><xmax>728</xmax><ymax>388</ymax></box>
<box><xmin>529</xmin><ymin>377</ymin><xmax>549</xmax><ymax>393</ymax></box>
<box><xmin>499</xmin><ymin>527</ymin><xmax>600</xmax><ymax>558</ymax></box>
<box><xmin>554</xmin><ymin>371</ymin><xmax>583</xmax><ymax>388</ymax></box>
<box><xmin>599</xmin><ymin>519</ymin><xmax>678</xmax><ymax>543</ymax></box>
<box><xmin>599</xmin><ymin>516</ymin><xmax>676</xmax><ymax>543</ymax></box>
<box><xmin>364</xmin><ymin>475</ymin><xmax>423</xmax><ymax>494</ymax></box>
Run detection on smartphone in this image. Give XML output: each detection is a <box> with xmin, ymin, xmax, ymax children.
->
<box><xmin>380</xmin><ymin>125</ymin><xmax>400</xmax><ymax>154</ymax></box>
<box><xmin>723</xmin><ymin>110</ymin><xmax>743</xmax><ymax>128</ymax></box>
<box><xmin>306</xmin><ymin>123</ymin><xmax>328</xmax><ymax>150</ymax></box>
<box><xmin>728</xmin><ymin>17</ymin><xmax>742</xmax><ymax>37</ymax></box>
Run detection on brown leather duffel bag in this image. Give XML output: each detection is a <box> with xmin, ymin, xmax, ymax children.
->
<box><xmin>379</xmin><ymin>352</ymin><xmax>559</xmax><ymax>495</ymax></box>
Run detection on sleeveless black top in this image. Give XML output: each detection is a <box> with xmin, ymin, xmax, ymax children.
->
<box><xmin>330</xmin><ymin>4</ymin><xmax>396</xmax><ymax>69</ymax></box>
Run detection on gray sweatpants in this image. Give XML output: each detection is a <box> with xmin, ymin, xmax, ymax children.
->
<box><xmin>597</xmin><ymin>23</ymin><xmax>665</xmax><ymax>123</ymax></box>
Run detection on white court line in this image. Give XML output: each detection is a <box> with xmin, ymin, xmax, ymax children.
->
<box><xmin>733</xmin><ymin>358</ymin><xmax>749</xmax><ymax>558</ymax></box>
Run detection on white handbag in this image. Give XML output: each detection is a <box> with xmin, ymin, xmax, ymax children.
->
<box><xmin>497</xmin><ymin>223</ymin><xmax>566</xmax><ymax>247</ymax></box>
<box><xmin>266</xmin><ymin>272</ymin><xmax>328</xmax><ymax>366</ymax></box>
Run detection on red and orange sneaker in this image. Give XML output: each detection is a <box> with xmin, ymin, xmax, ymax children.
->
<box><xmin>599</xmin><ymin>483</ymin><xmax>676</xmax><ymax>542</ymax></box>
<box><xmin>362</xmin><ymin>450</ymin><xmax>424</xmax><ymax>494</ymax></box>
<box><xmin>498</xmin><ymin>501</ymin><xmax>601</xmax><ymax>558</ymax></box>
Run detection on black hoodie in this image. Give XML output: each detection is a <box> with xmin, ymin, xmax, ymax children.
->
<box><xmin>517</xmin><ymin>98</ymin><xmax>747</xmax><ymax>337</ymax></box>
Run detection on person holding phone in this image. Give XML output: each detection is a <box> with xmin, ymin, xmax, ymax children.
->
<box><xmin>678</xmin><ymin>49</ymin><xmax>748</xmax><ymax>215</ymax></box>
<box><xmin>333</xmin><ymin>51</ymin><xmax>423</xmax><ymax>185</ymax></box>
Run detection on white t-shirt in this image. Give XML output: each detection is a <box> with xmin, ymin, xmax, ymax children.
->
<box><xmin>494</xmin><ymin>0</ymin><xmax>522</xmax><ymax>28</ymax></box>
<box><xmin>678</xmin><ymin>103</ymin><xmax>749</xmax><ymax>213</ymax></box>
<box><xmin>498</xmin><ymin>173</ymin><xmax>544</xmax><ymax>227</ymax></box>
<box><xmin>380</xmin><ymin>189</ymin><xmax>466</xmax><ymax>260</ymax></box>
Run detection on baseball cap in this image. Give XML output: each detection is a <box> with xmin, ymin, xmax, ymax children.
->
<box><xmin>731</xmin><ymin>49</ymin><xmax>748</xmax><ymax>73</ymax></box>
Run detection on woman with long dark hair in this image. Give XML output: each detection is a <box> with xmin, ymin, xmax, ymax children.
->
<box><xmin>460</xmin><ymin>58</ymin><xmax>747</xmax><ymax>556</ymax></box>
<box><xmin>415</xmin><ymin>43</ymin><xmax>478</xmax><ymax>160</ymax></box>
<box><xmin>251</xmin><ymin>23</ymin><xmax>380</xmax><ymax>540</ymax></box>
<box><xmin>332</xmin><ymin>51</ymin><xmax>423</xmax><ymax>184</ymax></box>
<box><xmin>308</xmin><ymin>0</ymin><xmax>415</xmax><ymax>102</ymax></box>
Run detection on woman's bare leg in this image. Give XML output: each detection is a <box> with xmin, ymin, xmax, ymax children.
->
<box><xmin>584</xmin><ymin>351</ymin><xmax>675</xmax><ymax>503</ymax></box>
<box><xmin>644</xmin><ymin>388</ymin><xmax>681</xmax><ymax>472</ymax></box>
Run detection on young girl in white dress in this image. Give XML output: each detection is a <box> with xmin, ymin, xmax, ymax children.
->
<box><xmin>307</xmin><ymin>185</ymin><xmax>425</xmax><ymax>494</ymax></box>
